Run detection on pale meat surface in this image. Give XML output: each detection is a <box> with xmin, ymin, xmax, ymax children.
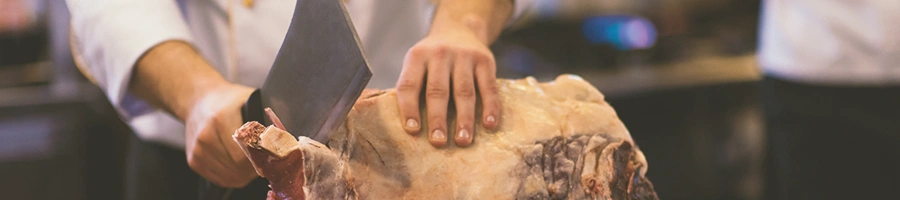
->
<box><xmin>234</xmin><ymin>75</ymin><xmax>658</xmax><ymax>200</ymax></box>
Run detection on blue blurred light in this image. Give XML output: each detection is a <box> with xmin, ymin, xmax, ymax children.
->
<box><xmin>583</xmin><ymin>15</ymin><xmax>657</xmax><ymax>50</ymax></box>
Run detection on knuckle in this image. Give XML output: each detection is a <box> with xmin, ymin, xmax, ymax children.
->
<box><xmin>454</xmin><ymin>86</ymin><xmax>476</xmax><ymax>99</ymax></box>
<box><xmin>468</xmin><ymin>48</ymin><xmax>487</xmax><ymax>56</ymax></box>
<box><xmin>453</xmin><ymin>48</ymin><xmax>473</xmax><ymax>58</ymax></box>
<box><xmin>194</xmin><ymin>132</ymin><xmax>216</xmax><ymax>147</ymax></box>
<box><xmin>186</xmin><ymin>150</ymin><xmax>203</xmax><ymax>171</ymax></box>
<box><xmin>473</xmin><ymin>51</ymin><xmax>494</xmax><ymax>63</ymax></box>
<box><xmin>396</xmin><ymin>79</ymin><xmax>420</xmax><ymax>93</ymax></box>
<box><xmin>480</xmin><ymin>82</ymin><xmax>500</xmax><ymax>94</ymax></box>
<box><xmin>407</xmin><ymin>45</ymin><xmax>427</xmax><ymax>57</ymax></box>
<box><xmin>432</xmin><ymin>45</ymin><xmax>449</xmax><ymax>58</ymax></box>
<box><xmin>425</xmin><ymin>87</ymin><xmax>450</xmax><ymax>99</ymax></box>
<box><xmin>209</xmin><ymin>114</ymin><xmax>226</xmax><ymax>127</ymax></box>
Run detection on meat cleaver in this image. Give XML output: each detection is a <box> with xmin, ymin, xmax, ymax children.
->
<box><xmin>200</xmin><ymin>0</ymin><xmax>372</xmax><ymax>199</ymax></box>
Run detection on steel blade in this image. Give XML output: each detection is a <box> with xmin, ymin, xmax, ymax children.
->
<box><xmin>260</xmin><ymin>0</ymin><xmax>372</xmax><ymax>143</ymax></box>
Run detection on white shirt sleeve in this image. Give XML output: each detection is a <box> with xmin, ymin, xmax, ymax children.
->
<box><xmin>508</xmin><ymin>0</ymin><xmax>535</xmax><ymax>26</ymax></box>
<box><xmin>66</xmin><ymin>0</ymin><xmax>193</xmax><ymax>120</ymax></box>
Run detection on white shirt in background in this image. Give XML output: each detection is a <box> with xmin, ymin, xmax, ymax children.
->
<box><xmin>758</xmin><ymin>0</ymin><xmax>900</xmax><ymax>85</ymax></box>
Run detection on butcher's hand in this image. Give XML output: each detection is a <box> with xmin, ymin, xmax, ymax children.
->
<box><xmin>129</xmin><ymin>41</ymin><xmax>257</xmax><ymax>188</ymax></box>
<box><xmin>183</xmin><ymin>84</ymin><xmax>258</xmax><ymax>188</ymax></box>
<box><xmin>396</xmin><ymin>16</ymin><xmax>510</xmax><ymax>148</ymax></box>
<box><xmin>397</xmin><ymin>0</ymin><xmax>512</xmax><ymax>148</ymax></box>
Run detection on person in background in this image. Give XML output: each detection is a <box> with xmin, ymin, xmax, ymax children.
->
<box><xmin>758</xmin><ymin>0</ymin><xmax>900</xmax><ymax>199</ymax></box>
<box><xmin>66</xmin><ymin>0</ymin><xmax>532</xmax><ymax>199</ymax></box>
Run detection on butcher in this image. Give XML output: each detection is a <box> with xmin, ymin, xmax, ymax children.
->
<box><xmin>65</xmin><ymin>0</ymin><xmax>533</xmax><ymax>199</ymax></box>
<box><xmin>758</xmin><ymin>0</ymin><xmax>900</xmax><ymax>199</ymax></box>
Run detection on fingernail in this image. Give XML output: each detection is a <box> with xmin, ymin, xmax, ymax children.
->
<box><xmin>457</xmin><ymin>129</ymin><xmax>470</xmax><ymax>139</ymax></box>
<box><xmin>406</xmin><ymin>118</ymin><xmax>419</xmax><ymax>128</ymax></box>
<box><xmin>486</xmin><ymin>115</ymin><xmax>496</xmax><ymax>124</ymax></box>
<box><xmin>431</xmin><ymin>129</ymin><xmax>445</xmax><ymax>140</ymax></box>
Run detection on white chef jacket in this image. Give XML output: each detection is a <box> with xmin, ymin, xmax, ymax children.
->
<box><xmin>66</xmin><ymin>0</ymin><xmax>533</xmax><ymax>149</ymax></box>
<box><xmin>758</xmin><ymin>0</ymin><xmax>900</xmax><ymax>85</ymax></box>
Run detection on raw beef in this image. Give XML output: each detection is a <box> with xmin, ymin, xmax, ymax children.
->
<box><xmin>233</xmin><ymin>75</ymin><xmax>658</xmax><ymax>200</ymax></box>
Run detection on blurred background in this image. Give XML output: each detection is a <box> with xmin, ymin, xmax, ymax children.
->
<box><xmin>0</xmin><ymin>0</ymin><xmax>761</xmax><ymax>199</ymax></box>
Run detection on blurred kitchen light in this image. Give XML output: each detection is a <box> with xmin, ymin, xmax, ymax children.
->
<box><xmin>583</xmin><ymin>15</ymin><xmax>657</xmax><ymax>50</ymax></box>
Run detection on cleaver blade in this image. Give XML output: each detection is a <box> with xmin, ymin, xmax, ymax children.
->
<box><xmin>246</xmin><ymin>0</ymin><xmax>372</xmax><ymax>143</ymax></box>
<box><xmin>202</xmin><ymin>1</ymin><xmax>371</xmax><ymax>199</ymax></box>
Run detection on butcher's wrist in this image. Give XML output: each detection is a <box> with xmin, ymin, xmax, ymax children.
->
<box><xmin>430</xmin><ymin>0</ymin><xmax>512</xmax><ymax>44</ymax></box>
<box><xmin>132</xmin><ymin>40</ymin><xmax>230</xmax><ymax>121</ymax></box>
<box><xmin>176</xmin><ymin>78</ymin><xmax>232</xmax><ymax>120</ymax></box>
<box><xmin>429</xmin><ymin>14</ymin><xmax>491</xmax><ymax>44</ymax></box>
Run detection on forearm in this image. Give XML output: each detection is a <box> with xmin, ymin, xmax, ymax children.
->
<box><xmin>130</xmin><ymin>40</ymin><xmax>230</xmax><ymax>121</ymax></box>
<box><xmin>430</xmin><ymin>0</ymin><xmax>513</xmax><ymax>44</ymax></box>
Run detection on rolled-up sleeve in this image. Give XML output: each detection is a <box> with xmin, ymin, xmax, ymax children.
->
<box><xmin>508</xmin><ymin>0</ymin><xmax>535</xmax><ymax>26</ymax></box>
<box><xmin>67</xmin><ymin>0</ymin><xmax>193</xmax><ymax>120</ymax></box>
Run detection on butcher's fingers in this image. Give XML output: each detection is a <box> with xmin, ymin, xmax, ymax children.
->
<box><xmin>396</xmin><ymin>48</ymin><xmax>427</xmax><ymax>134</ymax></box>
<box><xmin>474</xmin><ymin>54</ymin><xmax>500</xmax><ymax>130</ymax></box>
<box><xmin>189</xmin><ymin>129</ymin><xmax>253</xmax><ymax>188</ymax></box>
<box><xmin>188</xmin><ymin>144</ymin><xmax>231</xmax><ymax>187</ymax></box>
<box><xmin>216</xmin><ymin>118</ymin><xmax>260</xmax><ymax>182</ymax></box>
<box><xmin>452</xmin><ymin>55</ymin><xmax>477</xmax><ymax>147</ymax></box>
<box><xmin>425</xmin><ymin>54</ymin><xmax>453</xmax><ymax>148</ymax></box>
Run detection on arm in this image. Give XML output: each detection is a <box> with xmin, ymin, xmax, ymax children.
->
<box><xmin>429</xmin><ymin>0</ymin><xmax>513</xmax><ymax>45</ymax></box>
<box><xmin>396</xmin><ymin>0</ymin><xmax>525</xmax><ymax>148</ymax></box>
<box><xmin>67</xmin><ymin>0</ymin><xmax>193</xmax><ymax>119</ymax></box>
<box><xmin>130</xmin><ymin>41</ymin><xmax>229</xmax><ymax>121</ymax></box>
<box><xmin>67</xmin><ymin>0</ymin><xmax>256</xmax><ymax>188</ymax></box>
<box><xmin>131</xmin><ymin>41</ymin><xmax>258</xmax><ymax>188</ymax></box>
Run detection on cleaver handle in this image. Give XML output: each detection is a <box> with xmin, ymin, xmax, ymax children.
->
<box><xmin>241</xmin><ymin>89</ymin><xmax>265</xmax><ymax>124</ymax></box>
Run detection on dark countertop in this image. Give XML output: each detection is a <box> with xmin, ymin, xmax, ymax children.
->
<box><xmin>580</xmin><ymin>54</ymin><xmax>759</xmax><ymax>97</ymax></box>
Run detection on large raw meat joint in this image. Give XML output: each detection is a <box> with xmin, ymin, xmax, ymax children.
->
<box><xmin>233</xmin><ymin>75</ymin><xmax>659</xmax><ymax>200</ymax></box>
